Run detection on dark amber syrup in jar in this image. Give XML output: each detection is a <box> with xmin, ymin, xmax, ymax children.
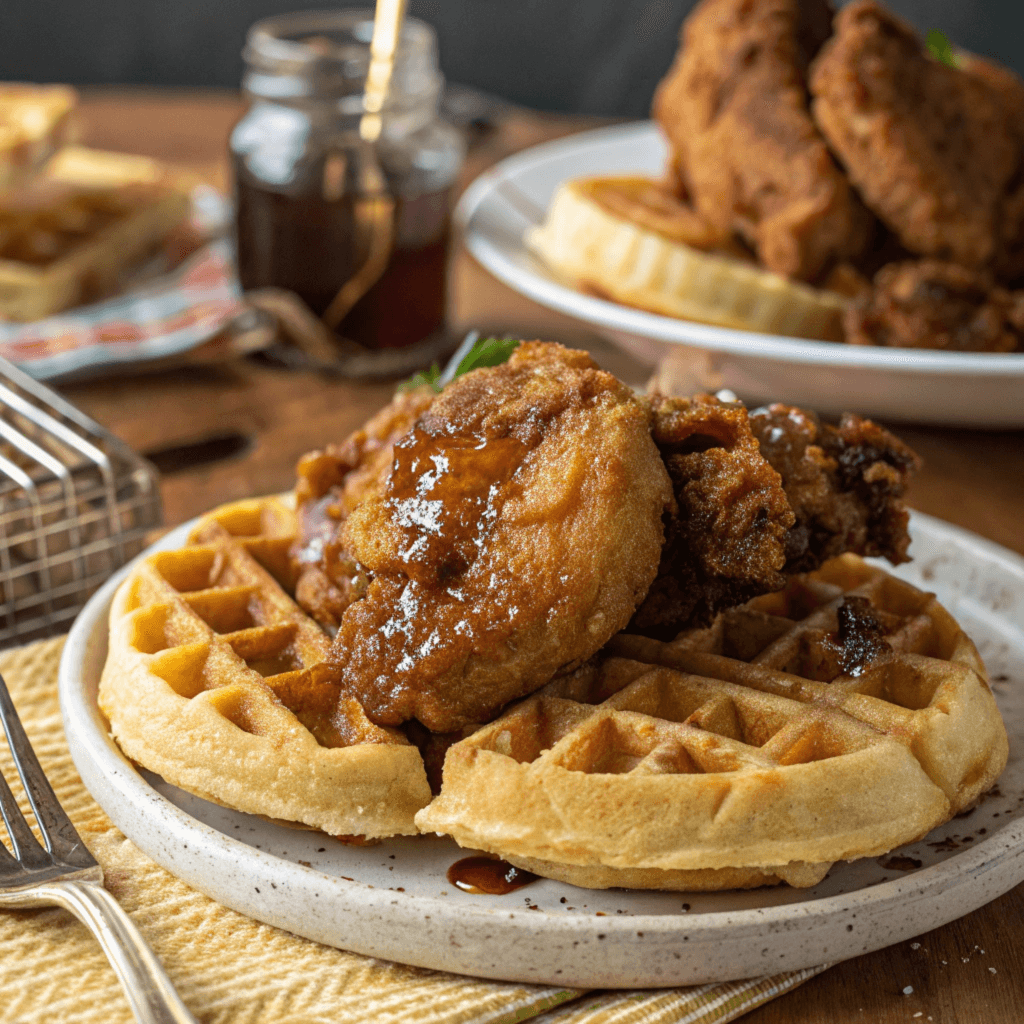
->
<box><xmin>234</xmin><ymin>156</ymin><xmax>451</xmax><ymax>350</ymax></box>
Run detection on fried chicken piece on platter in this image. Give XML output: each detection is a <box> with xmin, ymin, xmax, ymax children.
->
<box><xmin>329</xmin><ymin>342</ymin><xmax>673</xmax><ymax>733</ymax></box>
<box><xmin>958</xmin><ymin>54</ymin><xmax>1024</xmax><ymax>282</ymax></box>
<box><xmin>653</xmin><ymin>0</ymin><xmax>873</xmax><ymax>282</ymax></box>
<box><xmin>844</xmin><ymin>260</ymin><xmax>1024</xmax><ymax>351</ymax></box>
<box><xmin>810</xmin><ymin>1</ymin><xmax>1024</xmax><ymax>277</ymax></box>
<box><xmin>630</xmin><ymin>394</ymin><xmax>918</xmax><ymax>638</ymax></box>
<box><xmin>290</xmin><ymin>386</ymin><xmax>436</xmax><ymax>630</ymax></box>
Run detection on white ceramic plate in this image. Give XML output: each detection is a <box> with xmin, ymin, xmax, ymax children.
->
<box><xmin>59</xmin><ymin>511</ymin><xmax>1024</xmax><ymax>988</ymax></box>
<box><xmin>457</xmin><ymin>122</ymin><xmax>1024</xmax><ymax>428</ymax></box>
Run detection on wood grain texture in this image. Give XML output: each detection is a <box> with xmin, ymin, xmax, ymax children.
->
<box><xmin>57</xmin><ymin>88</ymin><xmax>1024</xmax><ymax>1023</ymax></box>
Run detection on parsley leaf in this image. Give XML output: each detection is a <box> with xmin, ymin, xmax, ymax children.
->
<box><xmin>926</xmin><ymin>29</ymin><xmax>958</xmax><ymax>69</ymax></box>
<box><xmin>397</xmin><ymin>336</ymin><xmax>520</xmax><ymax>393</ymax></box>
<box><xmin>454</xmin><ymin>336</ymin><xmax>521</xmax><ymax>377</ymax></box>
<box><xmin>398</xmin><ymin>362</ymin><xmax>443</xmax><ymax>393</ymax></box>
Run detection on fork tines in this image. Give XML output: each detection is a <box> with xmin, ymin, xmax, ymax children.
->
<box><xmin>0</xmin><ymin>671</ymin><xmax>96</xmax><ymax>875</ymax></box>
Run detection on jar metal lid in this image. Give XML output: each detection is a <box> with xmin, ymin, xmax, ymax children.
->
<box><xmin>242</xmin><ymin>8</ymin><xmax>443</xmax><ymax>105</ymax></box>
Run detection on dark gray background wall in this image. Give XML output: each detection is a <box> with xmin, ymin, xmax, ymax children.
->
<box><xmin>2</xmin><ymin>1</ymin><xmax>1021</xmax><ymax>116</ymax></box>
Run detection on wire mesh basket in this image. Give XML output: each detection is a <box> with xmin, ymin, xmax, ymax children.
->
<box><xmin>0</xmin><ymin>355</ymin><xmax>162</xmax><ymax>645</ymax></box>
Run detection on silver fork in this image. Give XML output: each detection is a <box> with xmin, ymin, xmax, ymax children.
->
<box><xmin>0</xmin><ymin>671</ymin><xmax>197</xmax><ymax>1024</ymax></box>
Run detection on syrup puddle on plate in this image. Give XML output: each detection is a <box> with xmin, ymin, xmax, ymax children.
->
<box><xmin>447</xmin><ymin>856</ymin><xmax>539</xmax><ymax>895</ymax></box>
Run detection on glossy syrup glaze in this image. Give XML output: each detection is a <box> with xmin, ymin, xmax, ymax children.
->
<box><xmin>388</xmin><ymin>426</ymin><xmax>528</xmax><ymax>586</ymax></box>
<box><xmin>330</xmin><ymin>412</ymin><xmax>536</xmax><ymax>728</ymax></box>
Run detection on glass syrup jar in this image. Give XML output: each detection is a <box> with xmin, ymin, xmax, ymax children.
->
<box><xmin>231</xmin><ymin>9</ymin><xmax>465</xmax><ymax>350</ymax></box>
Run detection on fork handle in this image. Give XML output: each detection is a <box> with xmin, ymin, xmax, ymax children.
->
<box><xmin>27</xmin><ymin>879</ymin><xmax>198</xmax><ymax>1023</ymax></box>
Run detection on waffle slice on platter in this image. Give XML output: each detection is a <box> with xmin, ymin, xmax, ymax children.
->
<box><xmin>416</xmin><ymin>554</ymin><xmax>1007</xmax><ymax>889</ymax></box>
<box><xmin>527</xmin><ymin>176</ymin><xmax>848</xmax><ymax>341</ymax></box>
<box><xmin>99</xmin><ymin>496</ymin><xmax>431</xmax><ymax>840</ymax></box>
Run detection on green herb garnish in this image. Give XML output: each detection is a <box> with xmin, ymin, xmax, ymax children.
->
<box><xmin>398</xmin><ymin>362</ymin><xmax>443</xmax><ymax>392</ymax></box>
<box><xmin>398</xmin><ymin>336</ymin><xmax>521</xmax><ymax>393</ymax></box>
<box><xmin>926</xmin><ymin>29</ymin><xmax>958</xmax><ymax>69</ymax></box>
<box><xmin>453</xmin><ymin>335</ymin><xmax>521</xmax><ymax>377</ymax></box>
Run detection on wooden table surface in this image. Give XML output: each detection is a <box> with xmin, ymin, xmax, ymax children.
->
<box><xmin>60</xmin><ymin>89</ymin><xmax>1024</xmax><ymax>1023</ymax></box>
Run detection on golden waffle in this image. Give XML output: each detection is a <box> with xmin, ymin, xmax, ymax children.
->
<box><xmin>0</xmin><ymin>147</ymin><xmax>190</xmax><ymax>321</ymax></box>
<box><xmin>416</xmin><ymin>555</ymin><xmax>1007</xmax><ymax>889</ymax></box>
<box><xmin>527</xmin><ymin>176</ymin><xmax>848</xmax><ymax>341</ymax></box>
<box><xmin>99</xmin><ymin>497</ymin><xmax>431</xmax><ymax>839</ymax></box>
<box><xmin>0</xmin><ymin>84</ymin><xmax>77</xmax><ymax>190</ymax></box>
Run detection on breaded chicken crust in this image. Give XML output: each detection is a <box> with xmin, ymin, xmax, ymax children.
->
<box><xmin>630</xmin><ymin>394</ymin><xmax>795</xmax><ymax>638</ymax></box>
<box><xmin>845</xmin><ymin>260</ymin><xmax>1024</xmax><ymax>352</ymax></box>
<box><xmin>748</xmin><ymin>403</ymin><xmax>920</xmax><ymax>572</ymax></box>
<box><xmin>631</xmin><ymin>395</ymin><xmax>919</xmax><ymax>638</ymax></box>
<box><xmin>653</xmin><ymin>0</ymin><xmax>873</xmax><ymax>282</ymax></box>
<box><xmin>329</xmin><ymin>343</ymin><xmax>673</xmax><ymax>732</ymax></box>
<box><xmin>290</xmin><ymin>387</ymin><xmax>436</xmax><ymax>629</ymax></box>
<box><xmin>810</xmin><ymin>1</ymin><xmax>1024</xmax><ymax>277</ymax></box>
<box><xmin>957</xmin><ymin>53</ymin><xmax>1024</xmax><ymax>282</ymax></box>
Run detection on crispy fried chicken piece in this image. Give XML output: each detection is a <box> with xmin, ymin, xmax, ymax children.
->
<box><xmin>653</xmin><ymin>0</ymin><xmax>874</xmax><ymax>282</ymax></box>
<box><xmin>630</xmin><ymin>394</ymin><xmax>795</xmax><ymax>638</ymax></box>
<box><xmin>957</xmin><ymin>54</ymin><xmax>1024</xmax><ymax>282</ymax></box>
<box><xmin>748</xmin><ymin>403</ymin><xmax>920</xmax><ymax>572</ymax></box>
<box><xmin>294</xmin><ymin>347</ymin><xmax>919</xmax><ymax>721</ymax></box>
<box><xmin>810</xmin><ymin>2</ymin><xmax>1024</xmax><ymax>277</ymax></box>
<box><xmin>290</xmin><ymin>386</ymin><xmax>436</xmax><ymax>629</ymax></box>
<box><xmin>630</xmin><ymin>394</ymin><xmax>918</xmax><ymax>639</ymax></box>
<box><xmin>844</xmin><ymin>260</ymin><xmax>1024</xmax><ymax>351</ymax></box>
<box><xmin>329</xmin><ymin>342</ymin><xmax>673</xmax><ymax>732</ymax></box>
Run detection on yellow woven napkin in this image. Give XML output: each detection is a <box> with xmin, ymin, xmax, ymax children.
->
<box><xmin>0</xmin><ymin>638</ymin><xmax>828</xmax><ymax>1024</ymax></box>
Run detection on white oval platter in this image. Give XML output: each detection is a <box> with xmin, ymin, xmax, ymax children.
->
<box><xmin>456</xmin><ymin>121</ymin><xmax>1024</xmax><ymax>428</ymax></box>
<box><xmin>59</xmin><ymin>510</ymin><xmax>1024</xmax><ymax>988</ymax></box>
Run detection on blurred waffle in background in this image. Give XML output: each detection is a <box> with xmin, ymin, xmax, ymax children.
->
<box><xmin>0</xmin><ymin>147</ymin><xmax>192</xmax><ymax>321</ymax></box>
<box><xmin>0</xmin><ymin>83</ymin><xmax>246</xmax><ymax>380</ymax></box>
<box><xmin>0</xmin><ymin>86</ymin><xmax>196</xmax><ymax>325</ymax></box>
<box><xmin>0</xmin><ymin>84</ymin><xmax>78</xmax><ymax>190</ymax></box>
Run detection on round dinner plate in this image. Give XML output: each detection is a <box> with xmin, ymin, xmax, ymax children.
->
<box><xmin>457</xmin><ymin>121</ymin><xmax>1024</xmax><ymax>428</ymax></box>
<box><xmin>60</xmin><ymin>511</ymin><xmax>1024</xmax><ymax>988</ymax></box>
